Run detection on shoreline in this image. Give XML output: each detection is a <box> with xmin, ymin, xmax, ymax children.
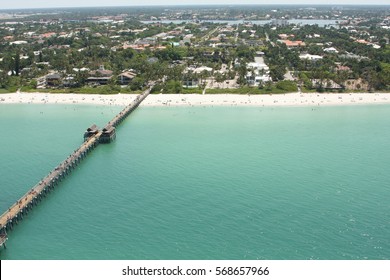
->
<box><xmin>1</xmin><ymin>92</ymin><xmax>390</xmax><ymax>107</ymax></box>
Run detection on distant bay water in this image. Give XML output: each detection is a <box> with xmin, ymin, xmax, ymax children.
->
<box><xmin>141</xmin><ymin>19</ymin><xmax>340</xmax><ymax>27</ymax></box>
<box><xmin>0</xmin><ymin>104</ymin><xmax>389</xmax><ymax>260</ymax></box>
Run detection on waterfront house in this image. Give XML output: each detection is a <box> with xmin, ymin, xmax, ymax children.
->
<box><xmin>118</xmin><ymin>71</ymin><xmax>137</xmax><ymax>85</ymax></box>
<box><xmin>63</xmin><ymin>75</ymin><xmax>79</xmax><ymax>87</ymax></box>
<box><xmin>311</xmin><ymin>79</ymin><xmax>343</xmax><ymax>91</ymax></box>
<box><xmin>246</xmin><ymin>55</ymin><xmax>271</xmax><ymax>86</ymax></box>
<box><xmin>182</xmin><ymin>66</ymin><xmax>213</xmax><ymax>88</ymax></box>
<box><xmin>182</xmin><ymin>77</ymin><xmax>199</xmax><ymax>88</ymax></box>
<box><xmin>46</xmin><ymin>73</ymin><xmax>62</xmax><ymax>87</ymax></box>
<box><xmin>87</xmin><ymin>65</ymin><xmax>113</xmax><ymax>85</ymax></box>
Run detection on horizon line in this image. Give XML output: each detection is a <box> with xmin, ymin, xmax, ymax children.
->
<box><xmin>1</xmin><ymin>3</ymin><xmax>390</xmax><ymax>11</ymax></box>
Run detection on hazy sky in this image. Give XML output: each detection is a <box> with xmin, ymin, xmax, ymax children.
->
<box><xmin>1</xmin><ymin>0</ymin><xmax>389</xmax><ymax>10</ymax></box>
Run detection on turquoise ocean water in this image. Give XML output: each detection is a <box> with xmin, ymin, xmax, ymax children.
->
<box><xmin>0</xmin><ymin>103</ymin><xmax>389</xmax><ymax>260</ymax></box>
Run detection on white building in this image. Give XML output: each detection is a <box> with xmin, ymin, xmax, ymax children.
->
<box><xmin>246</xmin><ymin>56</ymin><xmax>271</xmax><ymax>86</ymax></box>
<box><xmin>10</xmin><ymin>40</ymin><xmax>28</xmax><ymax>45</ymax></box>
<box><xmin>182</xmin><ymin>66</ymin><xmax>213</xmax><ymax>88</ymax></box>
<box><xmin>324</xmin><ymin>47</ymin><xmax>339</xmax><ymax>53</ymax></box>
<box><xmin>299</xmin><ymin>54</ymin><xmax>323</xmax><ymax>61</ymax></box>
<box><xmin>189</xmin><ymin>66</ymin><xmax>213</xmax><ymax>74</ymax></box>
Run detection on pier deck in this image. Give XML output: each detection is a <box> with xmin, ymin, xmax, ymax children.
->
<box><xmin>0</xmin><ymin>87</ymin><xmax>151</xmax><ymax>237</ymax></box>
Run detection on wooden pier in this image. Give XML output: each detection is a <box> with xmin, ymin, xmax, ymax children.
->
<box><xmin>98</xmin><ymin>88</ymin><xmax>151</xmax><ymax>143</ymax></box>
<box><xmin>0</xmin><ymin>88</ymin><xmax>152</xmax><ymax>244</ymax></box>
<box><xmin>0</xmin><ymin>233</ymin><xmax>7</xmax><ymax>249</ymax></box>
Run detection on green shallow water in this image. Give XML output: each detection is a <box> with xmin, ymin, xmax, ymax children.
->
<box><xmin>0</xmin><ymin>103</ymin><xmax>389</xmax><ymax>260</ymax></box>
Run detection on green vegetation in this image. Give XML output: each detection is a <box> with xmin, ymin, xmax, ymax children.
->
<box><xmin>20</xmin><ymin>86</ymin><xmax>141</xmax><ymax>94</ymax></box>
<box><xmin>206</xmin><ymin>85</ymin><xmax>295</xmax><ymax>95</ymax></box>
<box><xmin>275</xmin><ymin>80</ymin><xmax>298</xmax><ymax>92</ymax></box>
<box><xmin>0</xmin><ymin>5</ymin><xmax>389</xmax><ymax>94</ymax></box>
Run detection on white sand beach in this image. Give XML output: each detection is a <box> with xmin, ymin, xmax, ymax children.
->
<box><xmin>1</xmin><ymin>92</ymin><xmax>390</xmax><ymax>107</ymax></box>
